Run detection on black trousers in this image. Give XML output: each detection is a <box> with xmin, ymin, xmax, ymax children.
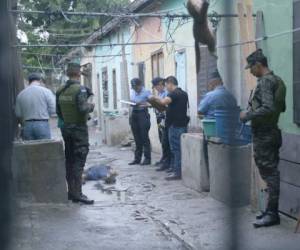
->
<box><xmin>130</xmin><ymin>110</ymin><xmax>151</xmax><ymax>162</ymax></box>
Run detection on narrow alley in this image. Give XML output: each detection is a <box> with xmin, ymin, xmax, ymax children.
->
<box><xmin>11</xmin><ymin>138</ymin><xmax>300</xmax><ymax>250</ymax></box>
<box><xmin>1</xmin><ymin>0</ymin><xmax>300</xmax><ymax>250</ymax></box>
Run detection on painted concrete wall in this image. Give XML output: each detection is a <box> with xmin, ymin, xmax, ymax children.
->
<box><xmin>80</xmin><ymin>48</ymin><xmax>100</xmax><ymax>120</ymax></box>
<box><xmin>132</xmin><ymin>16</ymin><xmax>163</xmax><ymax>88</ymax></box>
<box><xmin>160</xmin><ymin>0</ymin><xmax>243</xmax><ymax>128</ymax></box>
<box><xmin>253</xmin><ymin>0</ymin><xmax>297</xmax><ymax>135</ymax></box>
<box><xmin>160</xmin><ymin>0</ymin><xmax>198</xmax><ymax>128</ymax></box>
<box><xmin>95</xmin><ymin>25</ymin><xmax>133</xmax><ymax>112</ymax></box>
<box><xmin>212</xmin><ymin>0</ymin><xmax>296</xmax><ymax>135</ymax></box>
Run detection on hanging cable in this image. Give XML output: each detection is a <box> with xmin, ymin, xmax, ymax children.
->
<box><xmin>11</xmin><ymin>9</ymin><xmax>255</xmax><ymax>19</ymax></box>
<box><xmin>60</xmin><ymin>9</ymin><xmax>82</xmax><ymax>24</ymax></box>
<box><xmin>13</xmin><ymin>41</ymin><xmax>174</xmax><ymax>48</ymax></box>
<box><xmin>36</xmin><ymin>55</ymin><xmax>45</xmax><ymax>75</ymax></box>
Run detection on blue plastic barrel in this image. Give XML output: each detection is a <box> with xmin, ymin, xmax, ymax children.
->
<box><xmin>215</xmin><ymin>109</ymin><xmax>240</xmax><ymax>145</ymax></box>
<box><xmin>236</xmin><ymin>123</ymin><xmax>252</xmax><ymax>145</ymax></box>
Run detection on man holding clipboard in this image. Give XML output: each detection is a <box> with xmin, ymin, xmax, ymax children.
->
<box><xmin>128</xmin><ymin>78</ymin><xmax>152</xmax><ymax>166</ymax></box>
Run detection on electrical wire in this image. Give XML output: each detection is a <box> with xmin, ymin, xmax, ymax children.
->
<box><xmin>13</xmin><ymin>40</ymin><xmax>174</xmax><ymax>48</ymax></box>
<box><xmin>20</xmin><ymin>52</ymin><xmax>128</xmax><ymax>58</ymax></box>
<box><xmin>169</xmin><ymin>26</ymin><xmax>300</xmax><ymax>50</ymax></box>
<box><xmin>60</xmin><ymin>9</ymin><xmax>82</xmax><ymax>24</ymax></box>
<box><xmin>99</xmin><ymin>28</ymin><xmax>137</xmax><ymax>64</ymax></box>
<box><xmin>36</xmin><ymin>55</ymin><xmax>45</xmax><ymax>75</ymax></box>
<box><xmin>23</xmin><ymin>65</ymin><xmax>62</xmax><ymax>71</ymax></box>
<box><xmin>11</xmin><ymin>9</ymin><xmax>251</xmax><ymax>19</ymax></box>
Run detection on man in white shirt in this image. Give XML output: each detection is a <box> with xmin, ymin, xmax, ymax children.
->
<box><xmin>15</xmin><ymin>73</ymin><xmax>56</xmax><ymax>140</ymax></box>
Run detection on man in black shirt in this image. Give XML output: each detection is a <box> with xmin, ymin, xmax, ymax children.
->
<box><xmin>149</xmin><ymin>76</ymin><xmax>189</xmax><ymax>180</ymax></box>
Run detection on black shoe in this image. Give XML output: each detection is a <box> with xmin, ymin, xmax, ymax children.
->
<box><xmin>165</xmin><ymin>173</ymin><xmax>181</xmax><ymax>181</ymax></box>
<box><xmin>141</xmin><ymin>159</ymin><xmax>151</xmax><ymax>166</ymax></box>
<box><xmin>253</xmin><ymin>212</ymin><xmax>280</xmax><ymax>228</ymax></box>
<box><xmin>72</xmin><ymin>194</ymin><xmax>94</xmax><ymax>205</ymax></box>
<box><xmin>129</xmin><ymin>160</ymin><xmax>141</xmax><ymax>165</ymax></box>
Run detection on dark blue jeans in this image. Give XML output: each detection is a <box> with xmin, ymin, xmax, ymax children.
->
<box><xmin>23</xmin><ymin>121</ymin><xmax>51</xmax><ymax>141</ymax></box>
<box><xmin>168</xmin><ymin>126</ymin><xmax>187</xmax><ymax>176</ymax></box>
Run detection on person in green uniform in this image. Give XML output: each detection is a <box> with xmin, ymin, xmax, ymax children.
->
<box><xmin>56</xmin><ymin>63</ymin><xmax>95</xmax><ymax>205</ymax></box>
<box><xmin>240</xmin><ymin>49</ymin><xmax>286</xmax><ymax>228</ymax></box>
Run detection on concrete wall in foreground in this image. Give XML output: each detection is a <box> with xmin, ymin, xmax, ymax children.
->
<box><xmin>208</xmin><ymin>143</ymin><xmax>252</xmax><ymax>207</ymax></box>
<box><xmin>181</xmin><ymin>133</ymin><xmax>210</xmax><ymax>192</ymax></box>
<box><xmin>12</xmin><ymin>140</ymin><xmax>67</xmax><ymax>203</ymax></box>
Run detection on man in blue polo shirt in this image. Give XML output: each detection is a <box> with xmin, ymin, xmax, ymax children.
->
<box><xmin>198</xmin><ymin>70</ymin><xmax>237</xmax><ymax>118</ymax></box>
<box><xmin>128</xmin><ymin>78</ymin><xmax>152</xmax><ymax>166</ymax></box>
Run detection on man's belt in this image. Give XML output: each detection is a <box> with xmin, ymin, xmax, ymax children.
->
<box><xmin>25</xmin><ymin>119</ymin><xmax>48</xmax><ymax>122</ymax></box>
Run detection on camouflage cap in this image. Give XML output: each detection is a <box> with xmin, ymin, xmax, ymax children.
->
<box><xmin>66</xmin><ymin>63</ymin><xmax>81</xmax><ymax>76</ymax></box>
<box><xmin>245</xmin><ymin>49</ymin><xmax>267</xmax><ymax>69</ymax></box>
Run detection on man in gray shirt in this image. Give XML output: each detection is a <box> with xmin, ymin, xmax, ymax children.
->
<box><xmin>15</xmin><ymin>73</ymin><xmax>56</xmax><ymax>140</ymax></box>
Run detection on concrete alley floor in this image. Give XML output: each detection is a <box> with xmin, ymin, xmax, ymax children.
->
<box><xmin>10</xmin><ymin>143</ymin><xmax>300</xmax><ymax>250</ymax></box>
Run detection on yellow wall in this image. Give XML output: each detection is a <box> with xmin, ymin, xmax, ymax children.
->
<box><xmin>132</xmin><ymin>17</ymin><xmax>163</xmax><ymax>88</ymax></box>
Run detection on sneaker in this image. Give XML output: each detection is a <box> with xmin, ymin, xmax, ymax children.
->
<box><xmin>256</xmin><ymin>211</ymin><xmax>267</xmax><ymax>220</ymax></box>
<box><xmin>253</xmin><ymin>212</ymin><xmax>280</xmax><ymax>228</ymax></box>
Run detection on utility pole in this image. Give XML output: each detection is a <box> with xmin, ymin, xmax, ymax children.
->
<box><xmin>0</xmin><ymin>0</ymin><xmax>22</xmax><ymax>249</ymax></box>
<box><xmin>121</xmin><ymin>32</ymin><xmax>130</xmax><ymax>106</ymax></box>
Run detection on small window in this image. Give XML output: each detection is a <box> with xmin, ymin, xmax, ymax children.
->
<box><xmin>151</xmin><ymin>50</ymin><xmax>164</xmax><ymax>78</ymax></box>
<box><xmin>196</xmin><ymin>47</ymin><xmax>217</xmax><ymax>104</ymax></box>
<box><xmin>102</xmin><ymin>67</ymin><xmax>109</xmax><ymax>109</ymax></box>
<box><xmin>112</xmin><ymin>69</ymin><xmax>117</xmax><ymax>109</ymax></box>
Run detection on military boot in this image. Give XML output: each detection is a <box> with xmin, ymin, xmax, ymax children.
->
<box><xmin>72</xmin><ymin>178</ymin><xmax>94</xmax><ymax>205</ymax></box>
<box><xmin>253</xmin><ymin>212</ymin><xmax>280</xmax><ymax>228</ymax></box>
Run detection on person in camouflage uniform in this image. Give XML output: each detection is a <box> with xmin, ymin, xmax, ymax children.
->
<box><xmin>240</xmin><ymin>49</ymin><xmax>286</xmax><ymax>228</ymax></box>
<box><xmin>56</xmin><ymin>63</ymin><xmax>95</xmax><ymax>205</ymax></box>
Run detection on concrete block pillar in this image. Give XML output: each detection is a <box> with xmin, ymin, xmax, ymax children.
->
<box><xmin>181</xmin><ymin>133</ymin><xmax>210</xmax><ymax>192</ymax></box>
<box><xmin>208</xmin><ymin>143</ymin><xmax>252</xmax><ymax>207</ymax></box>
<box><xmin>12</xmin><ymin>140</ymin><xmax>67</xmax><ymax>203</ymax></box>
<box><xmin>104</xmin><ymin>114</ymin><xmax>131</xmax><ymax>146</ymax></box>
